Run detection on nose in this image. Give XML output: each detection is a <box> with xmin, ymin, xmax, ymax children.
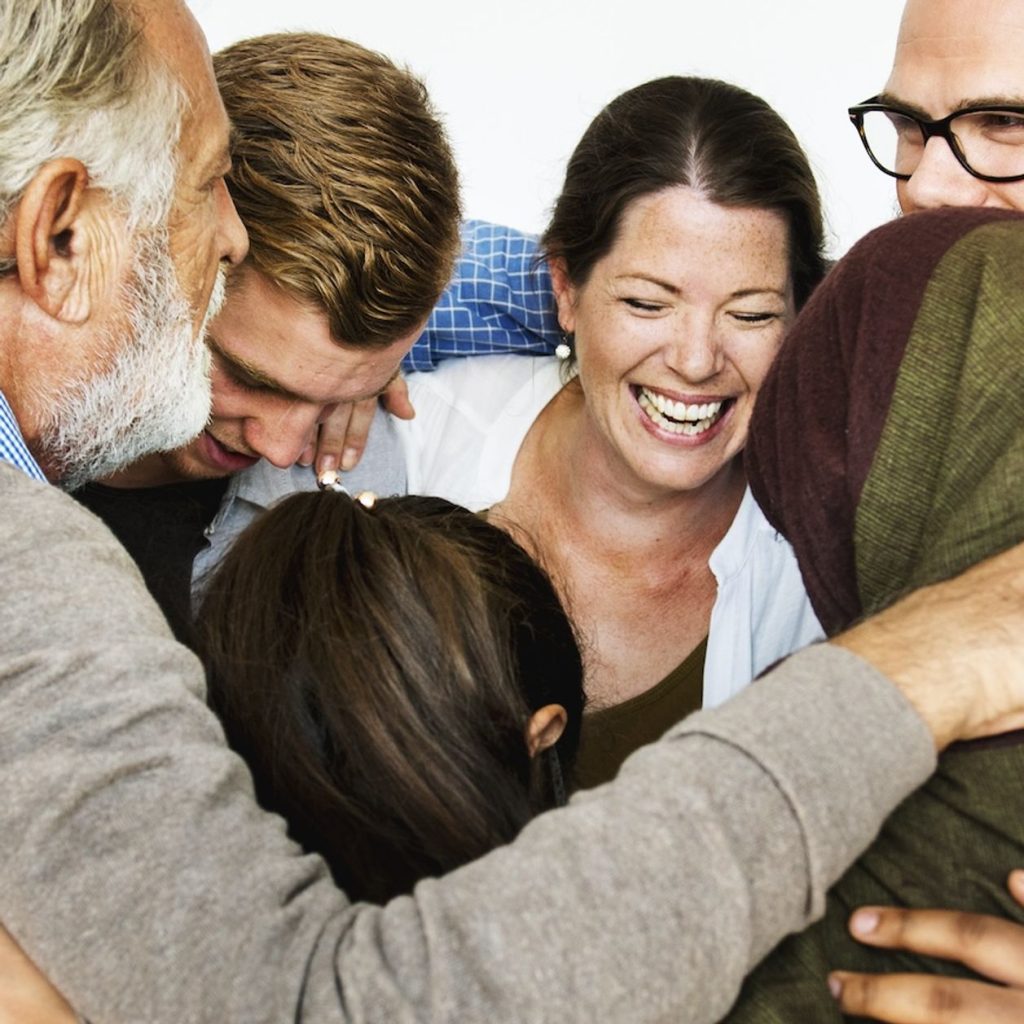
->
<box><xmin>663</xmin><ymin>315</ymin><xmax>724</xmax><ymax>383</ymax></box>
<box><xmin>899</xmin><ymin>136</ymin><xmax>992</xmax><ymax>213</ymax></box>
<box><xmin>216</xmin><ymin>178</ymin><xmax>248</xmax><ymax>267</ymax></box>
<box><xmin>242</xmin><ymin>403</ymin><xmax>321</xmax><ymax>469</ymax></box>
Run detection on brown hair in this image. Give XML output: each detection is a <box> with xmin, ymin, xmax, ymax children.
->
<box><xmin>542</xmin><ymin>76</ymin><xmax>826</xmax><ymax>310</ymax></box>
<box><xmin>198</xmin><ymin>493</ymin><xmax>584</xmax><ymax>902</ymax></box>
<box><xmin>214</xmin><ymin>32</ymin><xmax>461</xmax><ymax>347</ymax></box>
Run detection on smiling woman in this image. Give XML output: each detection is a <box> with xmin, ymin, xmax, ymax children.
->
<box><xmin>399</xmin><ymin>75</ymin><xmax>829</xmax><ymax>788</ymax></box>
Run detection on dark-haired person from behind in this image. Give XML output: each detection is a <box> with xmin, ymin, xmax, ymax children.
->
<box><xmin>197</xmin><ymin>492</ymin><xmax>585</xmax><ymax>902</ymax></box>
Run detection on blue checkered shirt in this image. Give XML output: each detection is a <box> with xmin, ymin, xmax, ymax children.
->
<box><xmin>0</xmin><ymin>389</ymin><xmax>45</xmax><ymax>482</ymax></box>
<box><xmin>404</xmin><ymin>219</ymin><xmax>561</xmax><ymax>372</ymax></box>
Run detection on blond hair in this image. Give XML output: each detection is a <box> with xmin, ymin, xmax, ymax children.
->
<box><xmin>215</xmin><ymin>33</ymin><xmax>461</xmax><ymax>347</ymax></box>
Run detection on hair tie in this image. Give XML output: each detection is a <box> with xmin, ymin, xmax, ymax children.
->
<box><xmin>317</xmin><ymin>468</ymin><xmax>347</xmax><ymax>493</ymax></box>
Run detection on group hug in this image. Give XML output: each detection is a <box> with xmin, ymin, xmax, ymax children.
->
<box><xmin>1</xmin><ymin>0</ymin><xmax>1024</xmax><ymax>1021</ymax></box>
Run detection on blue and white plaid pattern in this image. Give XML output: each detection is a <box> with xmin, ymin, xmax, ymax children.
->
<box><xmin>0</xmin><ymin>389</ymin><xmax>45</xmax><ymax>482</ymax></box>
<box><xmin>404</xmin><ymin>219</ymin><xmax>561</xmax><ymax>372</ymax></box>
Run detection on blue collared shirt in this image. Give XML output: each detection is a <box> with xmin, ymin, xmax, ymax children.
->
<box><xmin>405</xmin><ymin>219</ymin><xmax>561</xmax><ymax>372</ymax></box>
<box><xmin>0</xmin><ymin>389</ymin><xmax>46</xmax><ymax>482</ymax></box>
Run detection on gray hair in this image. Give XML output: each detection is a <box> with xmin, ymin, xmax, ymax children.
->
<box><xmin>0</xmin><ymin>0</ymin><xmax>184</xmax><ymax>273</ymax></box>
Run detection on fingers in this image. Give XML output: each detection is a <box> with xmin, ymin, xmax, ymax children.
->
<box><xmin>380</xmin><ymin>374</ymin><xmax>415</xmax><ymax>420</ymax></box>
<box><xmin>836</xmin><ymin>876</ymin><xmax>1024</xmax><ymax>1020</ymax></box>
<box><xmin>1009</xmin><ymin>869</ymin><xmax>1024</xmax><ymax>907</ymax></box>
<box><xmin>297</xmin><ymin>439</ymin><xmax>316</xmax><ymax>468</ymax></box>
<box><xmin>831</xmin><ymin>970</ymin><xmax>1024</xmax><ymax>1023</ymax></box>
<box><xmin>313</xmin><ymin>402</ymin><xmax>358</xmax><ymax>477</ymax></box>
<box><xmin>847</xmin><ymin>900</ymin><xmax>1024</xmax><ymax>986</ymax></box>
<box><xmin>311</xmin><ymin>376</ymin><xmax>414</xmax><ymax>478</ymax></box>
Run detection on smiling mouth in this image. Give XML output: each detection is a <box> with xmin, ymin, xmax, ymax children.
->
<box><xmin>636</xmin><ymin>386</ymin><xmax>732</xmax><ymax>436</ymax></box>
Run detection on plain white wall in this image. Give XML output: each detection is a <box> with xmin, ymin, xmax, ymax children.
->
<box><xmin>189</xmin><ymin>1</ymin><xmax>906</xmax><ymax>260</ymax></box>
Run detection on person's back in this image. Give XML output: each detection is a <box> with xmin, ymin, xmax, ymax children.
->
<box><xmin>727</xmin><ymin>206</ymin><xmax>1024</xmax><ymax>1021</ymax></box>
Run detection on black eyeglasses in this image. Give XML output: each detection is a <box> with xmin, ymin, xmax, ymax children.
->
<box><xmin>848</xmin><ymin>97</ymin><xmax>1024</xmax><ymax>183</ymax></box>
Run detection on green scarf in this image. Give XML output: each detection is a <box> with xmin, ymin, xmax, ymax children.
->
<box><xmin>731</xmin><ymin>207</ymin><xmax>1024</xmax><ymax>1023</ymax></box>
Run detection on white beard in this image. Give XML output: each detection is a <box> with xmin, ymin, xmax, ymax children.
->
<box><xmin>41</xmin><ymin>227</ymin><xmax>225</xmax><ymax>491</ymax></box>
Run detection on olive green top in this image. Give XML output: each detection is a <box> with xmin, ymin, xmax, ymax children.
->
<box><xmin>727</xmin><ymin>208</ymin><xmax>1024</xmax><ymax>1022</ymax></box>
<box><xmin>572</xmin><ymin>638</ymin><xmax>707</xmax><ymax>790</ymax></box>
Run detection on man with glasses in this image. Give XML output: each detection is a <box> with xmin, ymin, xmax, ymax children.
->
<box><xmin>832</xmin><ymin>2</ymin><xmax>1024</xmax><ymax>1020</ymax></box>
<box><xmin>849</xmin><ymin>0</ymin><xmax>1024</xmax><ymax>213</ymax></box>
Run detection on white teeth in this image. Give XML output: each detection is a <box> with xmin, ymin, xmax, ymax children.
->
<box><xmin>638</xmin><ymin>388</ymin><xmax>725</xmax><ymax>435</ymax></box>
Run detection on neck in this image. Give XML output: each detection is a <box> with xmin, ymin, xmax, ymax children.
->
<box><xmin>556</xmin><ymin>388</ymin><xmax>743</xmax><ymax>548</ymax></box>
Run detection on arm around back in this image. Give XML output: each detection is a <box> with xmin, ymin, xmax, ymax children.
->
<box><xmin>0</xmin><ymin>461</ymin><xmax>940</xmax><ymax>1024</ymax></box>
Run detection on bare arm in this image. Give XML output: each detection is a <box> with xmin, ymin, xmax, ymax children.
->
<box><xmin>834</xmin><ymin>541</ymin><xmax>1024</xmax><ymax>748</ymax></box>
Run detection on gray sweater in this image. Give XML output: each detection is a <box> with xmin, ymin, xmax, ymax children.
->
<box><xmin>0</xmin><ymin>461</ymin><xmax>936</xmax><ymax>1024</ymax></box>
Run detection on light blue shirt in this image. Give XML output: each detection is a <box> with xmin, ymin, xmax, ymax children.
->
<box><xmin>0</xmin><ymin>390</ymin><xmax>45</xmax><ymax>482</ymax></box>
<box><xmin>405</xmin><ymin>219</ymin><xmax>561</xmax><ymax>372</ymax></box>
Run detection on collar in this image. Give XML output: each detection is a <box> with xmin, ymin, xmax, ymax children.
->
<box><xmin>708</xmin><ymin>486</ymin><xmax>787</xmax><ymax>583</ymax></box>
<box><xmin>0</xmin><ymin>390</ymin><xmax>46</xmax><ymax>483</ymax></box>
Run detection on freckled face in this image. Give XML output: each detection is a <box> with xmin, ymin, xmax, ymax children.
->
<box><xmin>158</xmin><ymin>267</ymin><xmax>420</xmax><ymax>480</ymax></box>
<box><xmin>885</xmin><ymin>0</ymin><xmax>1024</xmax><ymax>212</ymax></box>
<box><xmin>555</xmin><ymin>187</ymin><xmax>794</xmax><ymax>498</ymax></box>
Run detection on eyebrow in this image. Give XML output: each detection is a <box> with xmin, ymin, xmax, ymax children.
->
<box><xmin>210</xmin><ymin>339</ymin><xmax>403</xmax><ymax>406</ymax></box>
<box><xmin>617</xmin><ymin>274</ymin><xmax>789</xmax><ymax>300</ymax></box>
<box><xmin>210</xmin><ymin>338</ymin><xmax>310</xmax><ymax>403</ymax></box>
<box><xmin>210</xmin><ymin>146</ymin><xmax>233</xmax><ymax>179</ymax></box>
<box><xmin>876</xmin><ymin>91</ymin><xmax>1024</xmax><ymax>118</ymax></box>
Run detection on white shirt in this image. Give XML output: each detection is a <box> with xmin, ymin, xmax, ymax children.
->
<box><xmin>399</xmin><ymin>354</ymin><xmax>823</xmax><ymax>704</ymax></box>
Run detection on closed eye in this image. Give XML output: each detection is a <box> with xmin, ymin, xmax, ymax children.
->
<box><xmin>731</xmin><ymin>311</ymin><xmax>781</xmax><ymax>324</ymax></box>
<box><xmin>216</xmin><ymin>357</ymin><xmax>276</xmax><ymax>395</ymax></box>
<box><xmin>623</xmin><ymin>298</ymin><xmax>666</xmax><ymax>313</ymax></box>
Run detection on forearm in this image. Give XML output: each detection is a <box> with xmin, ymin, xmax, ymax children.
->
<box><xmin>0</xmin><ymin>470</ymin><xmax>938</xmax><ymax>1023</ymax></box>
<box><xmin>1</xmin><ymin>631</ymin><xmax>932</xmax><ymax>1022</ymax></box>
<box><xmin>306</xmin><ymin>643</ymin><xmax>935</xmax><ymax>1023</ymax></box>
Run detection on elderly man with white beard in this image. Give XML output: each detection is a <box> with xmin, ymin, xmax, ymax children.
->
<box><xmin>0</xmin><ymin>0</ymin><xmax>246</xmax><ymax>487</ymax></box>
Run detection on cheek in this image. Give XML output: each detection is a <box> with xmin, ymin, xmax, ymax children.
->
<box><xmin>995</xmin><ymin>181</ymin><xmax>1024</xmax><ymax>211</ymax></box>
<box><xmin>896</xmin><ymin>180</ymin><xmax>915</xmax><ymax>214</ymax></box>
<box><xmin>576</xmin><ymin>314</ymin><xmax>661</xmax><ymax>380</ymax></box>
<box><xmin>733</xmin><ymin>331</ymin><xmax>787</xmax><ymax>395</ymax></box>
<box><xmin>208</xmin><ymin>375</ymin><xmax>254</xmax><ymax>419</ymax></box>
<box><xmin>168</xmin><ymin>197</ymin><xmax>220</xmax><ymax>307</ymax></box>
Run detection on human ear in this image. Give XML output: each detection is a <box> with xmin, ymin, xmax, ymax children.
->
<box><xmin>14</xmin><ymin>158</ymin><xmax>95</xmax><ymax>323</ymax></box>
<box><xmin>525</xmin><ymin>704</ymin><xmax>568</xmax><ymax>758</ymax></box>
<box><xmin>547</xmin><ymin>257</ymin><xmax>578</xmax><ymax>335</ymax></box>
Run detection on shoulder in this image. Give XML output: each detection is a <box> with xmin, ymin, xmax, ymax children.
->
<box><xmin>3</xmin><ymin>462</ymin><xmax>137</xmax><ymax>556</ymax></box>
<box><xmin>0</xmin><ymin>462</ymin><xmax>175</xmax><ymax>643</ymax></box>
<box><xmin>458</xmin><ymin>219</ymin><xmax>542</xmax><ymax>264</ymax></box>
<box><xmin>407</xmin><ymin>354</ymin><xmax>562</xmax><ymax>419</ymax></box>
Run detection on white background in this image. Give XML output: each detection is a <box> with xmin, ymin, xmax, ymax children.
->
<box><xmin>189</xmin><ymin>1</ymin><xmax>906</xmax><ymax>260</ymax></box>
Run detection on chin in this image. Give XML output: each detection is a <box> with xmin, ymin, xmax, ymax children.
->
<box><xmin>167</xmin><ymin>443</ymin><xmax>226</xmax><ymax>483</ymax></box>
